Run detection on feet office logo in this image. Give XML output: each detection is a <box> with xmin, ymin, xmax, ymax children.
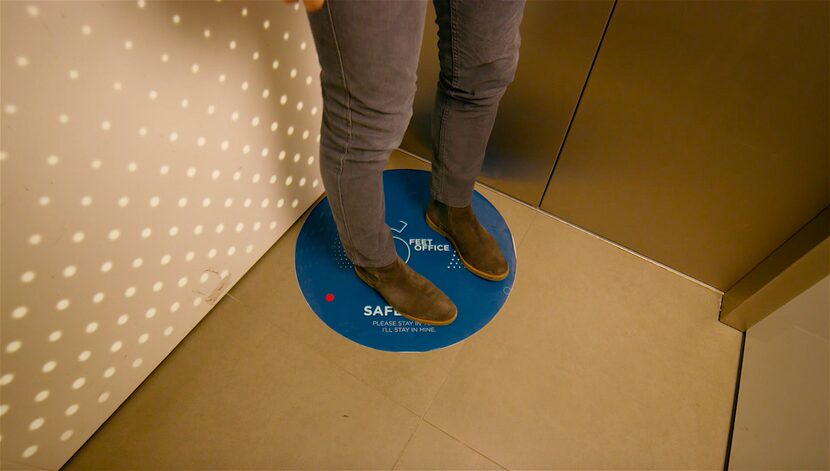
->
<box><xmin>295</xmin><ymin>169</ymin><xmax>516</xmax><ymax>352</ymax></box>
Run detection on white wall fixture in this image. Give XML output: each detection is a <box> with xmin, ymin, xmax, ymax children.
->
<box><xmin>0</xmin><ymin>1</ymin><xmax>323</xmax><ymax>468</ymax></box>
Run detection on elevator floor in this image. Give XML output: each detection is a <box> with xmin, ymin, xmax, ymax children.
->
<box><xmin>62</xmin><ymin>150</ymin><xmax>742</xmax><ymax>470</ymax></box>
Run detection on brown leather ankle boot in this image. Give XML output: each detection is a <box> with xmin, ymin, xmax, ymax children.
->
<box><xmin>425</xmin><ymin>198</ymin><xmax>509</xmax><ymax>281</ymax></box>
<box><xmin>354</xmin><ymin>256</ymin><xmax>457</xmax><ymax>326</ymax></box>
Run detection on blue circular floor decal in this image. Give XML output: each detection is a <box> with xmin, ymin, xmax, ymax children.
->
<box><xmin>294</xmin><ymin>169</ymin><xmax>516</xmax><ymax>352</ymax></box>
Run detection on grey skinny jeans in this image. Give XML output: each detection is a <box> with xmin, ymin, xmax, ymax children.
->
<box><xmin>306</xmin><ymin>0</ymin><xmax>525</xmax><ymax>268</ymax></box>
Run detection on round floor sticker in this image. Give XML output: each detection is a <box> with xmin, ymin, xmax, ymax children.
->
<box><xmin>294</xmin><ymin>169</ymin><xmax>516</xmax><ymax>352</ymax></box>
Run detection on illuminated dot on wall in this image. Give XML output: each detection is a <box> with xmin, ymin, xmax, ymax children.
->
<box><xmin>307</xmin><ymin>155</ymin><xmax>315</xmax><ymax>165</ymax></box>
<box><xmin>287</xmin><ymin>126</ymin><xmax>294</xmax><ymax>135</ymax></box>
<box><xmin>20</xmin><ymin>271</ymin><xmax>35</xmax><ymax>283</ymax></box>
<box><xmin>153</xmin><ymin>281</ymin><xmax>164</xmax><ymax>291</ymax></box>
<box><xmin>86</xmin><ymin>321</ymin><xmax>99</xmax><ymax>333</ymax></box>
<box><xmin>5</xmin><ymin>340</ymin><xmax>21</xmax><ymax>353</ymax></box>
<box><xmin>28</xmin><ymin>233</ymin><xmax>42</xmax><ymax>244</ymax></box>
<box><xmin>215</xmin><ymin>223</ymin><xmax>225</xmax><ymax>233</ymax></box>
<box><xmin>145</xmin><ymin>307</ymin><xmax>157</xmax><ymax>318</ymax></box>
<box><xmin>132</xmin><ymin>257</ymin><xmax>143</xmax><ymax>268</ymax></box>
<box><xmin>290</xmin><ymin>68</ymin><xmax>297</xmax><ymax>78</ymax></box>
<box><xmin>73</xmin><ymin>231</ymin><xmax>85</xmax><ymax>243</ymax></box>
<box><xmin>161</xmin><ymin>53</ymin><xmax>170</xmax><ymax>63</ymax></box>
<box><xmin>207</xmin><ymin>105</ymin><xmax>216</xmax><ymax>115</ymax></box>
<box><xmin>161</xmin><ymin>254</ymin><xmax>172</xmax><ymax>265</ymax></box>
<box><xmin>263</xmin><ymin>19</ymin><xmax>270</xmax><ymax>29</ymax></box>
<box><xmin>56</xmin><ymin>299</ymin><xmax>70</xmax><ymax>311</ymax></box>
<box><xmin>22</xmin><ymin>445</ymin><xmax>38</xmax><ymax>459</ymax></box>
<box><xmin>203</xmin><ymin>28</ymin><xmax>211</xmax><ymax>38</ymax></box>
<box><xmin>137</xmin><ymin>0</ymin><xmax>146</xmax><ymax>9</ymax></box>
<box><xmin>63</xmin><ymin>265</ymin><xmax>77</xmax><ymax>278</ymax></box>
<box><xmin>138</xmin><ymin>333</ymin><xmax>149</xmax><ymax>344</ymax></box>
<box><xmin>117</xmin><ymin>314</ymin><xmax>129</xmax><ymax>325</ymax></box>
<box><xmin>283</xmin><ymin>32</ymin><xmax>290</xmax><ymax>41</ymax></box>
<box><xmin>271</xmin><ymin>121</ymin><xmax>279</xmax><ymax>131</ymax></box>
<box><xmin>60</xmin><ymin>430</ymin><xmax>74</xmax><ymax>441</ymax></box>
<box><xmin>278</xmin><ymin>150</ymin><xmax>286</xmax><ymax>160</ymax></box>
<box><xmin>65</xmin><ymin>404</ymin><xmax>79</xmax><ymax>415</ymax></box>
<box><xmin>68</xmin><ymin>69</ymin><xmax>79</xmax><ymax>80</ymax></box>
<box><xmin>262</xmin><ymin>89</ymin><xmax>270</xmax><ymax>99</ymax></box>
<box><xmin>4</xmin><ymin>104</ymin><xmax>18</xmax><ymax>114</ymax></box>
<box><xmin>29</xmin><ymin>417</ymin><xmax>45</xmax><ymax>431</ymax></box>
<box><xmin>0</xmin><ymin>373</ymin><xmax>14</xmax><ymax>385</ymax></box>
<box><xmin>100</xmin><ymin>261</ymin><xmax>113</xmax><ymax>272</ymax></box>
<box><xmin>81</xmin><ymin>24</ymin><xmax>92</xmax><ymax>35</ymax></box>
<box><xmin>229</xmin><ymin>40</ymin><xmax>237</xmax><ymax>50</ymax></box>
<box><xmin>208</xmin><ymin>248</ymin><xmax>217</xmax><ymax>259</ymax></box>
<box><xmin>252</xmin><ymin>51</ymin><xmax>260</xmax><ymax>60</ymax></box>
<box><xmin>272</xmin><ymin>59</ymin><xmax>280</xmax><ymax>69</ymax></box>
<box><xmin>98</xmin><ymin>392</ymin><xmax>110</xmax><ymax>403</ymax></box>
<box><xmin>92</xmin><ymin>292</ymin><xmax>105</xmax><ymax>303</ymax></box>
<box><xmin>127</xmin><ymin>161</ymin><xmax>138</xmax><ymax>172</ymax></box>
<box><xmin>12</xmin><ymin>306</ymin><xmax>28</xmax><ymax>319</ymax></box>
<box><xmin>49</xmin><ymin>330</ymin><xmax>62</xmax><ymax>342</ymax></box>
<box><xmin>231</xmin><ymin>111</ymin><xmax>239</xmax><ymax>121</ymax></box>
<box><xmin>78</xmin><ymin>350</ymin><xmax>91</xmax><ymax>361</ymax></box>
<box><xmin>42</xmin><ymin>361</ymin><xmax>56</xmax><ymax>373</ymax></box>
<box><xmin>58</xmin><ymin>114</ymin><xmax>69</xmax><ymax>124</ymax></box>
<box><xmin>149</xmin><ymin>196</ymin><xmax>160</xmax><ymax>207</ymax></box>
<box><xmin>104</xmin><ymin>367</ymin><xmax>116</xmax><ymax>378</ymax></box>
<box><xmin>80</xmin><ymin>195</ymin><xmax>92</xmax><ymax>206</ymax></box>
<box><xmin>280</xmin><ymin>95</ymin><xmax>287</xmax><ymax>105</ymax></box>
<box><xmin>71</xmin><ymin>377</ymin><xmax>86</xmax><ymax>389</ymax></box>
<box><xmin>191</xmin><ymin>63</ymin><xmax>200</xmax><ymax>73</ymax></box>
<box><xmin>35</xmin><ymin>390</ymin><xmax>49</xmax><ymax>402</ymax></box>
<box><xmin>124</xmin><ymin>39</ymin><xmax>134</xmax><ymax>50</ymax></box>
<box><xmin>197</xmin><ymin>136</ymin><xmax>206</xmax><ymax>146</ymax></box>
<box><xmin>47</xmin><ymin>154</ymin><xmax>60</xmax><ymax>165</ymax></box>
<box><xmin>27</xmin><ymin>4</ymin><xmax>39</xmax><ymax>16</ymax></box>
<box><xmin>194</xmin><ymin>225</ymin><xmax>204</xmax><ymax>235</ymax></box>
<box><xmin>285</xmin><ymin>176</ymin><xmax>293</xmax><ymax>186</ymax></box>
<box><xmin>110</xmin><ymin>341</ymin><xmax>122</xmax><ymax>353</ymax></box>
<box><xmin>160</xmin><ymin>165</ymin><xmax>170</xmax><ymax>175</ymax></box>
<box><xmin>211</xmin><ymin>169</ymin><xmax>221</xmax><ymax>179</ymax></box>
<box><xmin>113</xmin><ymin>81</ymin><xmax>123</xmax><ymax>91</ymax></box>
<box><xmin>118</xmin><ymin>196</ymin><xmax>130</xmax><ymax>207</ymax></box>
<box><xmin>243</xmin><ymin>144</ymin><xmax>251</xmax><ymax>154</ymax></box>
<box><xmin>148</xmin><ymin>90</ymin><xmax>158</xmax><ymax>100</ymax></box>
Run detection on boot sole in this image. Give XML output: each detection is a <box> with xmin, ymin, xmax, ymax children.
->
<box><xmin>353</xmin><ymin>266</ymin><xmax>458</xmax><ymax>326</ymax></box>
<box><xmin>425</xmin><ymin>211</ymin><xmax>510</xmax><ymax>282</ymax></box>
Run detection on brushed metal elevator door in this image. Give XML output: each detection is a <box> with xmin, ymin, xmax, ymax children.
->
<box><xmin>540</xmin><ymin>0</ymin><xmax>829</xmax><ymax>290</ymax></box>
<box><xmin>401</xmin><ymin>0</ymin><xmax>613</xmax><ymax>206</ymax></box>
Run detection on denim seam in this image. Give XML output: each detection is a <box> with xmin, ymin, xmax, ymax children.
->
<box><xmin>437</xmin><ymin>0</ymin><xmax>458</xmax><ymax>203</ymax></box>
<box><xmin>325</xmin><ymin>1</ymin><xmax>357</xmax><ymax>262</ymax></box>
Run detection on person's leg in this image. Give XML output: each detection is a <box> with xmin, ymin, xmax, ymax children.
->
<box><xmin>306</xmin><ymin>0</ymin><xmax>428</xmax><ymax>267</ymax></box>
<box><xmin>430</xmin><ymin>0</ymin><xmax>526</xmax><ymax>207</ymax></box>
<box><xmin>307</xmin><ymin>0</ymin><xmax>457</xmax><ymax>325</ymax></box>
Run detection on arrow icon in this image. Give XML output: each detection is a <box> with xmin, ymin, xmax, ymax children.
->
<box><xmin>390</xmin><ymin>220</ymin><xmax>407</xmax><ymax>233</ymax></box>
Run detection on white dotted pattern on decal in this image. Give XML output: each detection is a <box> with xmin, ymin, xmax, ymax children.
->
<box><xmin>1</xmin><ymin>1</ymin><xmax>322</xmax><ymax>467</ymax></box>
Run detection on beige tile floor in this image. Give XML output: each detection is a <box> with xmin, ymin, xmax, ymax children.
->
<box><xmin>62</xmin><ymin>150</ymin><xmax>743</xmax><ymax>470</ymax></box>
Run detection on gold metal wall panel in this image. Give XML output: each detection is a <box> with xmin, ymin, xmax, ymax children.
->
<box><xmin>540</xmin><ymin>0</ymin><xmax>829</xmax><ymax>290</ymax></box>
<box><xmin>401</xmin><ymin>0</ymin><xmax>613</xmax><ymax>206</ymax></box>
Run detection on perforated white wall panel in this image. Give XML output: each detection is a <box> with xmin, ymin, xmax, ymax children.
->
<box><xmin>0</xmin><ymin>1</ymin><xmax>323</xmax><ymax>468</ymax></box>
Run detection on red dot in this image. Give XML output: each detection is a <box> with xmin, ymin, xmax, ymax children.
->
<box><xmin>325</xmin><ymin>293</ymin><xmax>334</xmax><ymax>302</ymax></box>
